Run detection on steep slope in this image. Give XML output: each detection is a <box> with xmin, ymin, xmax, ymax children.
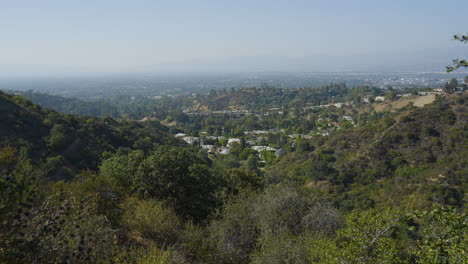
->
<box><xmin>268</xmin><ymin>94</ymin><xmax>468</xmax><ymax>210</ymax></box>
<box><xmin>9</xmin><ymin>90</ymin><xmax>121</xmax><ymax>117</ymax></box>
<box><xmin>0</xmin><ymin>91</ymin><xmax>180</xmax><ymax>179</ymax></box>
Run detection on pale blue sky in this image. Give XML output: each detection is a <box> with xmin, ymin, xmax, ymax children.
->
<box><xmin>0</xmin><ymin>0</ymin><xmax>467</xmax><ymax>71</ymax></box>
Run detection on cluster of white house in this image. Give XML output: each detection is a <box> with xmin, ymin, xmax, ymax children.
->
<box><xmin>174</xmin><ymin>133</ymin><xmax>280</xmax><ymax>156</ymax></box>
<box><xmin>173</xmin><ymin>117</ymin><xmax>357</xmax><ymax>157</ymax></box>
<box><xmin>172</xmin><ymin>87</ymin><xmax>467</xmax><ymax>157</ymax></box>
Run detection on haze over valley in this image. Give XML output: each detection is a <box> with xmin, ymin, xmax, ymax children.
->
<box><xmin>0</xmin><ymin>1</ymin><xmax>467</xmax><ymax>263</ymax></box>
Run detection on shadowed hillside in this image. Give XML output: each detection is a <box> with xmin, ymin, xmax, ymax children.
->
<box><xmin>0</xmin><ymin>91</ymin><xmax>180</xmax><ymax>179</ymax></box>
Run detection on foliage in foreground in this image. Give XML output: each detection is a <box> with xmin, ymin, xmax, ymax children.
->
<box><xmin>0</xmin><ymin>92</ymin><xmax>467</xmax><ymax>263</ymax></box>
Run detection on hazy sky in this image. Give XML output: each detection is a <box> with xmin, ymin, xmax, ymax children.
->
<box><xmin>1</xmin><ymin>0</ymin><xmax>467</xmax><ymax>71</ymax></box>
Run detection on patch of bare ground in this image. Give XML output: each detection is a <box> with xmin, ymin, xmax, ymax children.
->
<box><xmin>161</xmin><ymin>119</ymin><xmax>177</xmax><ymax>126</ymax></box>
<box><xmin>373</xmin><ymin>94</ymin><xmax>436</xmax><ymax>112</ymax></box>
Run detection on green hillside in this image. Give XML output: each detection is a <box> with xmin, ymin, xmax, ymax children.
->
<box><xmin>0</xmin><ymin>91</ymin><xmax>180</xmax><ymax>179</ymax></box>
<box><xmin>9</xmin><ymin>90</ymin><xmax>121</xmax><ymax>117</ymax></box>
<box><xmin>0</xmin><ymin>90</ymin><xmax>466</xmax><ymax>263</ymax></box>
<box><xmin>268</xmin><ymin>95</ymin><xmax>468</xmax><ymax>210</ymax></box>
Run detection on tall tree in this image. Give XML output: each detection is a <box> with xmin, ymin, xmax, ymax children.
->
<box><xmin>462</xmin><ymin>76</ymin><xmax>468</xmax><ymax>89</ymax></box>
<box><xmin>444</xmin><ymin>78</ymin><xmax>459</xmax><ymax>93</ymax></box>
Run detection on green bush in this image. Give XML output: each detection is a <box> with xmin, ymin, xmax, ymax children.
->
<box><xmin>121</xmin><ymin>197</ymin><xmax>181</xmax><ymax>247</ymax></box>
<box><xmin>0</xmin><ymin>146</ymin><xmax>17</xmax><ymax>169</ymax></box>
<box><xmin>207</xmin><ymin>191</ymin><xmax>259</xmax><ymax>264</ymax></box>
<box><xmin>309</xmin><ymin>208</ymin><xmax>412</xmax><ymax>264</ymax></box>
<box><xmin>413</xmin><ymin>206</ymin><xmax>468</xmax><ymax>264</ymax></box>
<box><xmin>104</xmin><ymin>246</ymin><xmax>173</xmax><ymax>264</ymax></box>
<box><xmin>250</xmin><ymin>231</ymin><xmax>311</xmax><ymax>264</ymax></box>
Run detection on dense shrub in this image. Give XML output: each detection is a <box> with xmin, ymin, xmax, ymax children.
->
<box><xmin>121</xmin><ymin>197</ymin><xmax>181</xmax><ymax>246</ymax></box>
